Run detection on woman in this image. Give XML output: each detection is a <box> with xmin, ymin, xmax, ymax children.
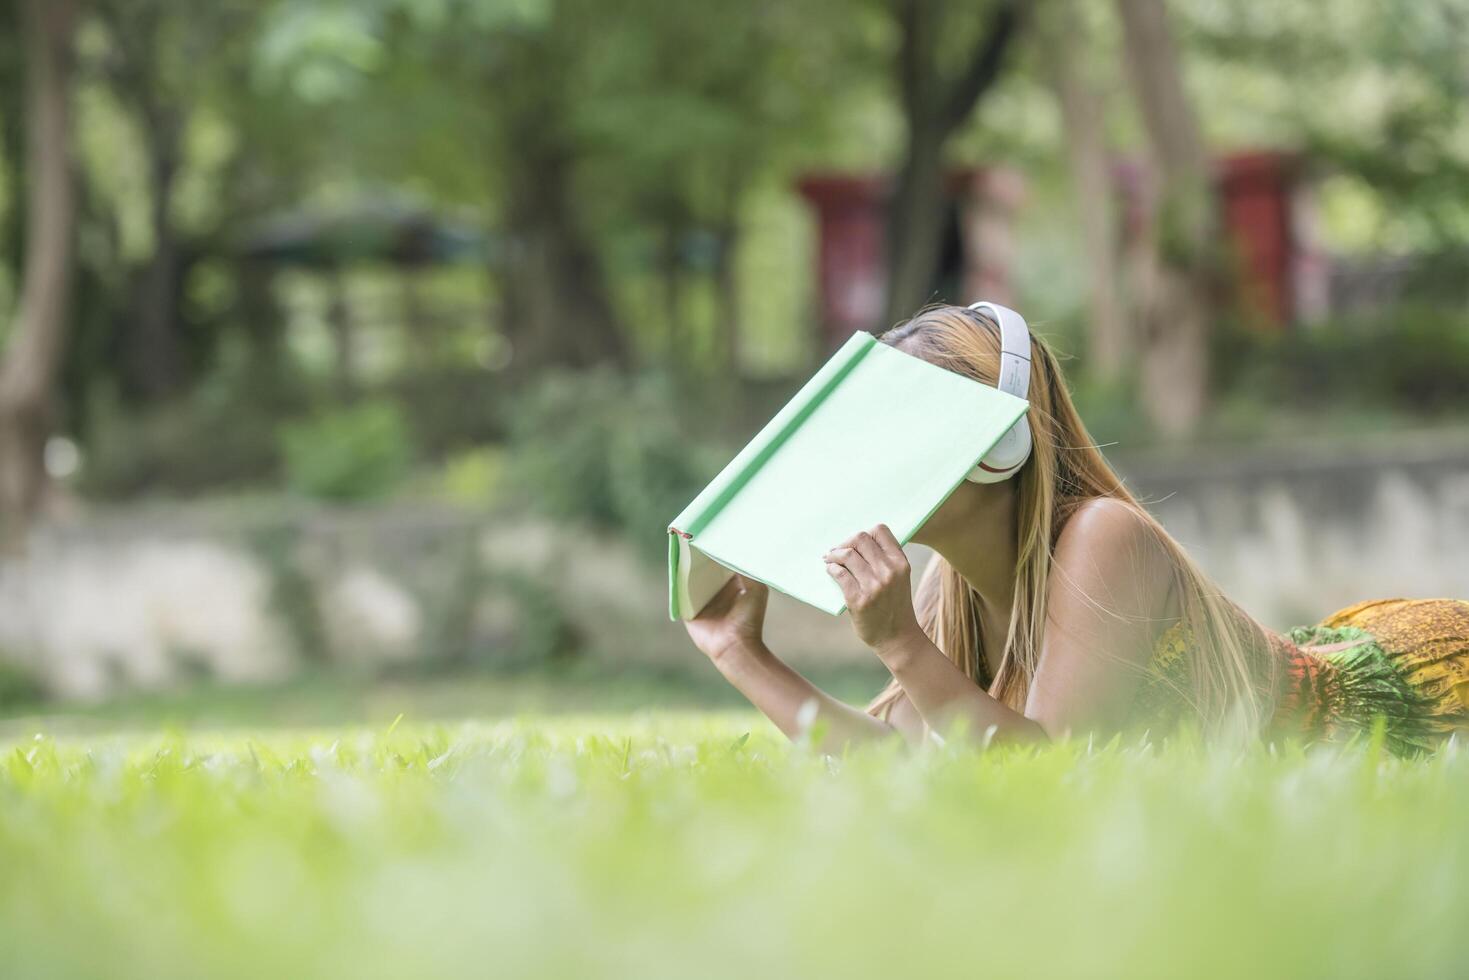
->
<box><xmin>683</xmin><ymin>303</ymin><xmax>1469</xmax><ymax>756</ymax></box>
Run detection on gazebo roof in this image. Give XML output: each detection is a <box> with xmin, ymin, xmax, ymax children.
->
<box><xmin>237</xmin><ymin>199</ymin><xmax>493</xmax><ymax>268</ymax></box>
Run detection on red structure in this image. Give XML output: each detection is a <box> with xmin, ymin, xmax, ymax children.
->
<box><xmin>797</xmin><ymin>169</ymin><xmax>1026</xmax><ymax>348</ymax></box>
<box><xmin>1215</xmin><ymin>151</ymin><xmax>1302</xmax><ymax>327</ymax></box>
<box><xmin>1116</xmin><ymin>149</ymin><xmax>1317</xmax><ymax>328</ymax></box>
<box><xmin>799</xmin><ymin>151</ymin><xmax>1318</xmax><ymax>349</ymax></box>
<box><xmin>795</xmin><ymin>175</ymin><xmax>889</xmax><ymax>348</ymax></box>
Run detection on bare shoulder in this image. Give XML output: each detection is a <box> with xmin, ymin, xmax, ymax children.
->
<box><xmin>1049</xmin><ymin>497</ymin><xmax>1175</xmax><ymax>607</ymax></box>
<box><xmin>1055</xmin><ymin>496</ymin><xmax>1162</xmax><ymax>558</ymax></box>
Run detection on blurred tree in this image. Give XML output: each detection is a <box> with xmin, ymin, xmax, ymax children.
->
<box><xmin>294</xmin><ymin>0</ymin><xmax>862</xmax><ymax>383</ymax></box>
<box><xmin>259</xmin><ymin>0</ymin><xmax>631</xmax><ymax>375</ymax></box>
<box><xmin>92</xmin><ymin>0</ymin><xmax>260</xmax><ymax>401</ymax></box>
<box><xmin>0</xmin><ymin>0</ymin><xmax>77</xmax><ymax>544</ymax></box>
<box><xmin>1186</xmin><ymin>0</ymin><xmax>1469</xmax><ymax>256</ymax></box>
<box><xmin>881</xmin><ymin>0</ymin><xmax>1026</xmax><ymax>328</ymax></box>
<box><xmin>0</xmin><ymin>4</ymin><xmax>24</xmax><ymax>295</ymax></box>
<box><xmin>1115</xmin><ymin>0</ymin><xmax>1214</xmax><ymax>437</ymax></box>
<box><xmin>570</xmin><ymin>0</ymin><xmax>861</xmax><ymax>377</ymax></box>
<box><xmin>1041</xmin><ymin>0</ymin><xmax>1130</xmax><ymax>383</ymax></box>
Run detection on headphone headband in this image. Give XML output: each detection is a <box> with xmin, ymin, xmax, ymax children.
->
<box><xmin>966</xmin><ymin>301</ymin><xmax>1031</xmax><ymax>402</ymax></box>
<box><xmin>962</xmin><ymin>300</ymin><xmax>1033</xmax><ymax>484</ymax></box>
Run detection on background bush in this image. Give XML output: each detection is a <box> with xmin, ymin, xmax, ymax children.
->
<box><xmin>280</xmin><ymin>401</ymin><xmax>414</xmax><ymax>502</ymax></box>
<box><xmin>1216</xmin><ymin>306</ymin><xmax>1469</xmax><ymax>415</ymax></box>
<box><xmin>504</xmin><ymin>370</ymin><xmax>727</xmax><ymax>562</ymax></box>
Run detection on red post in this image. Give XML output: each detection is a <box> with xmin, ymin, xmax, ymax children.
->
<box><xmin>796</xmin><ymin>175</ymin><xmax>890</xmax><ymax>349</ymax></box>
<box><xmin>1215</xmin><ymin>150</ymin><xmax>1300</xmax><ymax>328</ymax></box>
<box><xmin>797</xmin><ymin>169</ymin><xmax>1026</xmax><ymax>349</ymax></box>
<box><xmin>1114</xmin><ymin>150</ymin><xmax>1309</xmax><ymax>327</ymax></box>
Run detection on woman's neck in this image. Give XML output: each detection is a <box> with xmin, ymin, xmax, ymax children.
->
<box><xmin>917</xmin><ymin>482</ymin><xmax>1020</xmax><ymax>617</ymax></box>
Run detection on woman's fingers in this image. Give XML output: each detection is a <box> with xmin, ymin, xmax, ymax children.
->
<box><xmin>847</xmin><ymin>530</ymin><xmax>888</xmax><ymax>572</ymax></box>
<box><xmin>825</xmin><ymin>561</ymin><xmax>862</xmax><ymax>605</ymax></box>
<box><xmin>870</xmin><ymin>524</ymin><xmax>907</xmax><ymax>566</ymax></box>
<box><xmin>733</xmin><ymin>575</ymin><xmax>768</xmax><ymax>601</ymax></box>
<box><xmin>824</xmin><ymin>545</ymin><xmax>878</xmax><ymax>593</ymax></box>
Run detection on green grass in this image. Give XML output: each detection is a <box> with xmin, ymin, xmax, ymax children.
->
<box><xmin>2</xmin><ymin>714</ymin><xmax>1465</xmax><ymax>980</ymax></box>
<box><xmin>0</xmin><ymin>663</ymin><xmax>889</xmax><ymax>735</ymax></box>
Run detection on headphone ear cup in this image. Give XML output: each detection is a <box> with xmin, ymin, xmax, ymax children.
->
<box><xmin>963</xmin><ymin>418</ymin><xmax>1032</xmax><ymax>484</ymax></box>
<box><xmin>964</xmin><ymin>463</ymin><xmax>1007</xmax><ymax>485</ymax></box>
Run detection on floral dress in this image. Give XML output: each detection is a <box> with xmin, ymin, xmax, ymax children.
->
<box><xmin>1131</xmin><ymin>598</ymin><xmax>1469</xmax><ymax>757</ymax></box>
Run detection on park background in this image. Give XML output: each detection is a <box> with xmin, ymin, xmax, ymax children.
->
<box><xmin>2</xmin><ymin>0</ymin><xmax>1468</xmax><ymax>729</ymax></box>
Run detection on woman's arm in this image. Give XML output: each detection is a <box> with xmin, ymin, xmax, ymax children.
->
<box><xmin>1021</xmin><ymin>498</ymin><xmax>1176</xmax><ymax>735</ymax></box>
<box><xmin>824</xmin><ymin>525</ymin><xmax>1044</xmax><ymax>744</ymax></box>
<box><xmin>684</xmin><ymin>576</ymin><xmax>924</xmax><ymax>751</ymax></box>
<box><xmin>824</xmin><ymin>504</ymin><xmax>1171</xmax><ymax>743</ymax></box>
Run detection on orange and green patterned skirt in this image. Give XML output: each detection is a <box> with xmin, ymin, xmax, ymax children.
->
<box><xmin>1136</xmin><ymin>598</ymin><xmax>1469</xmax><ymax>757</ymax></box>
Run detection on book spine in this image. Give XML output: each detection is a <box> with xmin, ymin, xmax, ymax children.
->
<box><xmin>668</xmin><ymin>331</ymin><xmax>877</xmax><ymax>538</ymax></box>
<box><xmin>667</xmin><ymin>530</ymin><xmax>680</xmax><ymax>620</ymax></box>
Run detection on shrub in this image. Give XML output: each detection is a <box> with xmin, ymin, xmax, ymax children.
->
<box><xmin>1214</xmin><ymin>305</ymin><xmax>1469</xmax><ymax>416</ymax></box>
<box><xmin>433</xmin><ymin>446</ymin><xmax>506</xmax><ymax>509</ymax></box>
<box><xmin>0</xmin><ymin>658</ymin><xmax>44</xmax><ymax>709</ymax></box>
<box><xmin>78</xmin><ymin>379</ymin><xmax>300</xmax><ymax>499</ymax></box>
<box><xmin>504</xmin><ymin>370</ymin><xmax>724</xmax><ymax>561</ymax></box>
<box><xmin>279</xmin><ymin>401</ymin><xmax>413</xmax><ymax>502</ymax></box>
<box><xmin>415</xmin><ymin>541</ymin><xmax>580</xmax><ymax>673</ymax></box>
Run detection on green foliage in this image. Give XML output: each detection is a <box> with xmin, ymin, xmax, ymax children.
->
<box><xmin>1216</xmin><ymin>306</ymin><xmax>1469</xmax><ymax>415</ymax></box>
<box><xmin>248</xmin><ymin>526</ymin><xmax>329</xmax><ymax>665</ymax></box>
<box><xmin>78</xmin><ymin>375</ymin><xmax>301</xmax><ymax>498</ymax></box>
<box><xmin>430</xmin><ymin>446</ymin><xmax>506</xmax><ymax>509</ymax></box>
<box><xmin>1068</xmin><ymin>375</ymin><xmax>1154</xmax><ymax>447</ymax></box>
<box><xmin>504</xmin><ymin>370</ymin><xmax>725</xmax><ymax>560</ymax></box>
<box><xmin>1068</xmin><ymin>305</ymin><xmax>1469</xmax><ymax>450</ymax></box>
<box><xmin>1</xmin><ymin>722</ymin><xmax>1466</xmax><ymax>978</ymax></box>
<box><xmin>0</xmin><ymin>659</ymin><xmax>43</xmax><ymax>709</ymax></box>
<box><xmin>417</xmin><ymin>541</ymin><xmax>578</xmax><ymax>673</ymax></box>
<box><xmin>279</xmin><ymin>401</ymin><xmax>413</xmax><ymax>502</ymax></box>
<box><xmin>473</xmin><ymin>570</ymin><xmax>579</xmax><ymax>670</ymax></box>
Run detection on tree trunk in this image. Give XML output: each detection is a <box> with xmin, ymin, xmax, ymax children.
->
<box><xmin>1044</xmin><ymin>1</ymin><xmax>1131</xmax><ymax>383</ymax></box>
<box><xmin>0</xmin><ymin>3</ymin><xmax>26</xmax><ymax>292</ymax></box>
<box><xmin>401</xmin><ymin>266</ymin><xmax>432</xmax><ymax>373</ymax></box>
<box><xmin>129</xmin><ymin>127</ymin><xmax>184</xmax><ymax>400</ymax></box>
<box><xmin>236</xmin><ymin>256</ymin><xmax>284</xmax><ymax>376</ymax></box>
<box><xmin>883</xmin><ymin>119</ymin><xmax>948</xmax><ymax>326</ymax></box>
<box><xmin>541</xmin><ymin>165</ymin><xmax>628</xmax><ymax>371</ymax></box>
<box><xmin>660</xmin><ymin>217</ymin><xmax>687</xmax><ymax>370</ymax></box>
<box><xmin>501</xmin><ymin>153</ymin><xmax>628</xmax><ymax>377</ymax></box>
<box><xmin>326</xmin><ymin>267</ymin><xmax>356</xmax><ymax>400</ymax></box>
<box><xmin>881</xmin><ymin>0</ymin><xmax>1024</xmax><ymax>329</ymax></box>
<box><xmin>711</xmin><ymin>219</ymin><xmax>741</xmax><ymax>380</ymax></box>
<box><xmin>0</xmin><ymin>0</ymin><xmax>76</xmax><ymax>546</ymax></box>
<box><xmin>1114</xmin><ymin>0</ymin><xmax>1214</xmax><ymax>436</ymax></box>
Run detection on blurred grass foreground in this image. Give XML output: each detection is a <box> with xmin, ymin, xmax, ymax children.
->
<box><xmin>4</xmin><ymin>718</ymin><xmax>1465</xmax><ymax>980</ymax></box>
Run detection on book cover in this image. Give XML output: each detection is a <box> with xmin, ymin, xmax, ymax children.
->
<box><xmin>668</xmin><ymin>331</ymin><xmax>1028</xmax><ymax>620</ymax></box>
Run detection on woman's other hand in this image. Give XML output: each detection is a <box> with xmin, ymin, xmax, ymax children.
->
<box><xmin>684</xmin><ymin>574</ymin><xmax>769</xmax><ymax>663</ymax></box>
<box><xmin>824</xmin><ymin>524</ymin><xmax>924</xmax><ymax>653</ymax></box>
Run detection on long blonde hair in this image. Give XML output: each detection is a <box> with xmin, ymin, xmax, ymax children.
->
<box><xmin>866</xmin><ymin>305</ymin><xmax>1277</xmax><ymax>733</ymax></box>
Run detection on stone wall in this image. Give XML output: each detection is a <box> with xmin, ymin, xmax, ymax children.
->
<box><xmin>1121</xmin><ymin>435</ymin><xmax>1469</xmax><ymax>628</ymax></box>
<box><xmin>4</xmin><ymin>436</ymin><xmax>1468</xmax><ymax>699</ymax></box>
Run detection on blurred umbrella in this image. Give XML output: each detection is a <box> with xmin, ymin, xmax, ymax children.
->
<box><xmin>236</xmin><ymin>199</ymin><xmax>495</xmax><ymax>268</ymax></box>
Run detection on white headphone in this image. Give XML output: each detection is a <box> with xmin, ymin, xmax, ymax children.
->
<box><xmin>963</xmin><ymin>300</ymin><xmax>1033</xmax><ymax>484</ymax></box>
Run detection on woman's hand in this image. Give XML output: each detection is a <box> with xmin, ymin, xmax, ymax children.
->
<box><xmin>824</xmin><ymin>524</ymin><xmax>925</xmax><ymax>653</ymax></box>
<box><xmin>683</xmin><ymin>574</ymin><xmax>769</xmax><ymax>663</ymax></box>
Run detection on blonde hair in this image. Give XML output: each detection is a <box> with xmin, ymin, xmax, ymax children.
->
<box><xmin>866</xmin><ymin>305</ymin><xmax>1277</xmax><ymax>733</ymax></box>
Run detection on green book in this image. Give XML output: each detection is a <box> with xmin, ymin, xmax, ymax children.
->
<box><xmin>668</xmin><ymin>331</ymin><xmax>1028</xmax><ymax>620</ymax></box>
